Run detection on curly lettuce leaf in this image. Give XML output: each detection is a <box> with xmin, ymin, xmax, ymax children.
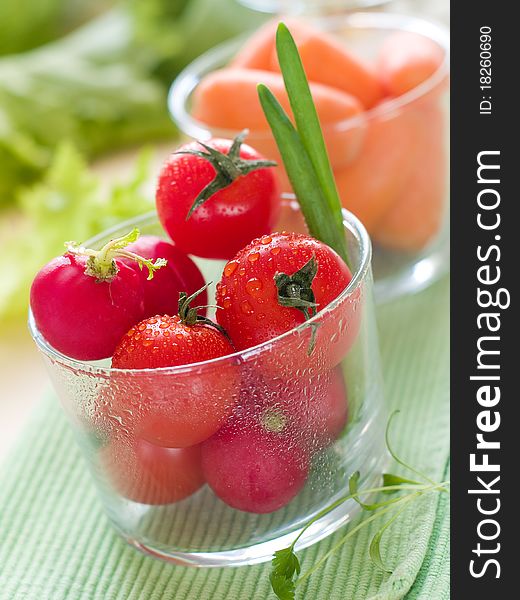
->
<box><xmin>0</xmin><ymin>142</ymin><xmax>155</xmax><ymax>321</ymax></box>
<box><xmin>0</xmin><ymin>10</ymin><xmax>176</xmax><ymax>206</ymax></box>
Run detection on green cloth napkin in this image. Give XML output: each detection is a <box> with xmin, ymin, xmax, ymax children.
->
<box><xmin>0</xmin><ymin>278</ymin><xmax>449</xmax><ymax>600</ymax></box>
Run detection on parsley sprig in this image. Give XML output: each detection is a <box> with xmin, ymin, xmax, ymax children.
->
<box><xmin>269</xmin><ymin>412</ymin><xmax>450</xmax><ymax>600</ymax></box>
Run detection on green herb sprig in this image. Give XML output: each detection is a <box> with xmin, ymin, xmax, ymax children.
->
<box><xmin>269</xmin><ymin>411</ymin><xmax>450</xmax><ymax>600</ymax></box>
<box><xmin>258</xmin><ymin>23</ymin><xmax>349</xmax><ymax>265</ymax></box>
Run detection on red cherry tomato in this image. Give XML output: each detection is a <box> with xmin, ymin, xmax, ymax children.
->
<box><xmin>100</xmin><ymin>436</ymin><xmax>205</xmax><ymax>505</ymax></box>
<box><xmin>307</xmin><ymin>367</ymin><xmax>349</xmax><ymax>445</ymax></box>
<box><xmin>156</xmin><ymin>135</ymin><xmax>280</xmax><ymax>260</ymax></box>
<box><xmin>111</xmin><ymin>303</ymin><xmax>238</xmax><ymax>448</ymax></box>
<box><xmin>216</xmin><ymin>232</ymin><xmax>352</xmax><ymax>349</ymax></box>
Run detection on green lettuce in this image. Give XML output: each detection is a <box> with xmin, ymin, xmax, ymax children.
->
<box><xmin>0</xmin><ymin>10</ymin><xmax>176</xmax><ymax>206</ymax></box>
<box><xmin>0</xmin><ymin>143</ymin><xmax>155</xmax><ymax>321</ymax></box>
<box><xmin>0</xmin><ymin>0</ymin><xmax>111</xmax><ymax>56</ymax></box>
<box><xmin>0</xmin><ymin>1</ymin><xmax>265</xmax><ymax>206</ymax></box>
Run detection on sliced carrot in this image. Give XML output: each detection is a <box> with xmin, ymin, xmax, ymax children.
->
<box><xmin>372</xmin><ymin>104</ymin><xmax>447</xmax><ymax>251</ymax></box>
<box><xmin>270</xmin><ymin>20</ymin><xmax>383</xmax><ymax>109</ymax></box>
<box><xmin>193</xmin><ymin>68</ymin><xmax>362</xmax><ymax>130</ymax></box>
<box><xmin>231</xmin><ymin>18</ymin><xmax>383</xmax><ymax>109</ymax></box>
<box><xmin>192</xmin><ymin>68</ymin><xmax>364</xmax><ymax>171</ymax></box>
<box><xmin>230</xmin><ymin>19</ymin><xmax>279</xmax><ymax>70</ymax></box>
<box><xmin>377</xmin><ymin>32</ymin><xmax>445</xmax><ymax>98</ymax></box>
<box><xmin>334</xmin><ymin>107</ymin><xmax>418</xmax><ymax>234</ymax></box>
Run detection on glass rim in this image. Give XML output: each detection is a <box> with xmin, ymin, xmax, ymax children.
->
<box><xmin>28</xmin><ymin>201</ymin><xmax>372</xmax><ymax>377</ymax></box>
<box><xmin>168</xmin><ymin>11</ymin><xmax>450</xmax><ymax>141</ymax></box>
<box><xmin>237</xmin><ymin>0</ymin><xmax>391</xmax><ymax>13</ymax></box>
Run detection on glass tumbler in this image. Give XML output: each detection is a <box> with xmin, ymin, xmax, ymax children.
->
<box><xmin>28</xmin><ymin>202</ymin><xmax>387</xmax><ymax>566</ymax></box>
<box><xmin>168</xmin><ymin>11</ymin><xmax>450</xmax><ymax>302</ymax></box>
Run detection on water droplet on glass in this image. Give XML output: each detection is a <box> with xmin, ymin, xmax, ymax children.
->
<box><xmin>260</xmin><ymin>235</ymin><xmax>272</xmax><ymax>245</ymax></box>
<box><xmin>223</xmin><ymin>297</ymin><xmax>232</xmax><ymax>309</ymax></box>
<box><xmin>270</xmin><ymin>247</ymin><xmax>281</xmax><ymax>256</ymax></box>
<box><xmin>248</xmin><ymin>252</ymin><xmax>260</xmax><ymax>263</ymax></box>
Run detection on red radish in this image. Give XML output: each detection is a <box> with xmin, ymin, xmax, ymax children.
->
<box><xmin>111</xmin><ymin>285</ymin><xmax>238</xmax><ymax>448</ymax></box>
<box><xmin>156</xmin><ymin>131</ymin><xmax>280</xmax><ymax>260</ymax></box>
<box><xmin>201</xmin><ymin>414</ymin><xmax>309</xmax><ymax>513</ymax></box>
<box><xmin>216</xmin><ymin>232</ymin><xmax>352</xmax><ymax>350</ymax></box>
<box><xmin>124</xmin><ymin>235</ymin><xmax>207</xmax><ymax>317</ymax></box>
<box><xmin>30</xmin><ymin>229</ymin><xmax>165</xmax><ymax>361</ymax></box>
<box><xmin>100</xmin><ymin>436</ymin><xmax>205</xmax><ymax>505</ymax></box>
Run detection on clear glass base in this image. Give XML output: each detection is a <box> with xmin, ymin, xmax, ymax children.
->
<box><xmin>373</xmin><ymin>226</ymin><xmax>449</xmax><ymax>304</ymax></box>
<box><xmin>113</xmin><ymin>455</ymin><xmax>388</xmax><ymax>568</ymax></box>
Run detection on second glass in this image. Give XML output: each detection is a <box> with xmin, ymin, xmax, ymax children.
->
<box><xmin>168</xmin><ymin>12</ymin><xmax>450</xmax><ymax>302</ymax></box>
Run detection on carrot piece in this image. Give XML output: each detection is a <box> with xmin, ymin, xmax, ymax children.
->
<box><xmin>372</xmin><ymin>104</ymin><xmax>447</xmax><ymax>251</ymax></box>
<box><xmin>377</xmin><ymin>32</ymin><xmax>445</xmax><ymax>98</ymax></box>
<box><xmin>230</xmin><ymin>19</ymin><xmax>279</xmax><ymax>70</ymax></box>
<box><xmin>334</xmin><ymin>108</ymin><xmax>418</xmax><ymax>234</ymax></box>
<box><xmin>270</xmin><ymin>20</ymin><xmax>384</xmax><ymax>109</ymax></box>
<box><xmin>192</xmin><ymin>68</ymin><xmax>362</xmax><ymax>130</ymax></box>
<box><xmin>231</xmin><ymin>18</ymin><xmax>383</xmax><ymax>108</ymax></box>
<box><xmin>191</xmin><ymin>68</ymin><xmax>364</xmax><ymax>171</ymax></box>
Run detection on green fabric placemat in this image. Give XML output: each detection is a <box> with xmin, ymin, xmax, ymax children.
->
<box><xmin>0</xmin><ymin>277</ymin><xmax>449</xmax><ymax>600</ymax></box>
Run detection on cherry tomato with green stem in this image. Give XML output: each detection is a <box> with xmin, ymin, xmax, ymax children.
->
<box><xmin>216</xmin><ymin>231</ymin><xmax>352</xmax><ymax>349</ymax></box>
<box><xmin>111</xmin><ymin>285</ymin><xmax>238</xmax><ymax>448</ymax></box>
<box><xmin>156</xmin><ymin>130</ymin><xmax>280</xmax><ymax>260</ymax></box>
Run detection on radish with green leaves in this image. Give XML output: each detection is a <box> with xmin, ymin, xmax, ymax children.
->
<box><xmin>30</xmin><ymin>229</ymin><xmax>165</xmax><ymax>361</ymax></box>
